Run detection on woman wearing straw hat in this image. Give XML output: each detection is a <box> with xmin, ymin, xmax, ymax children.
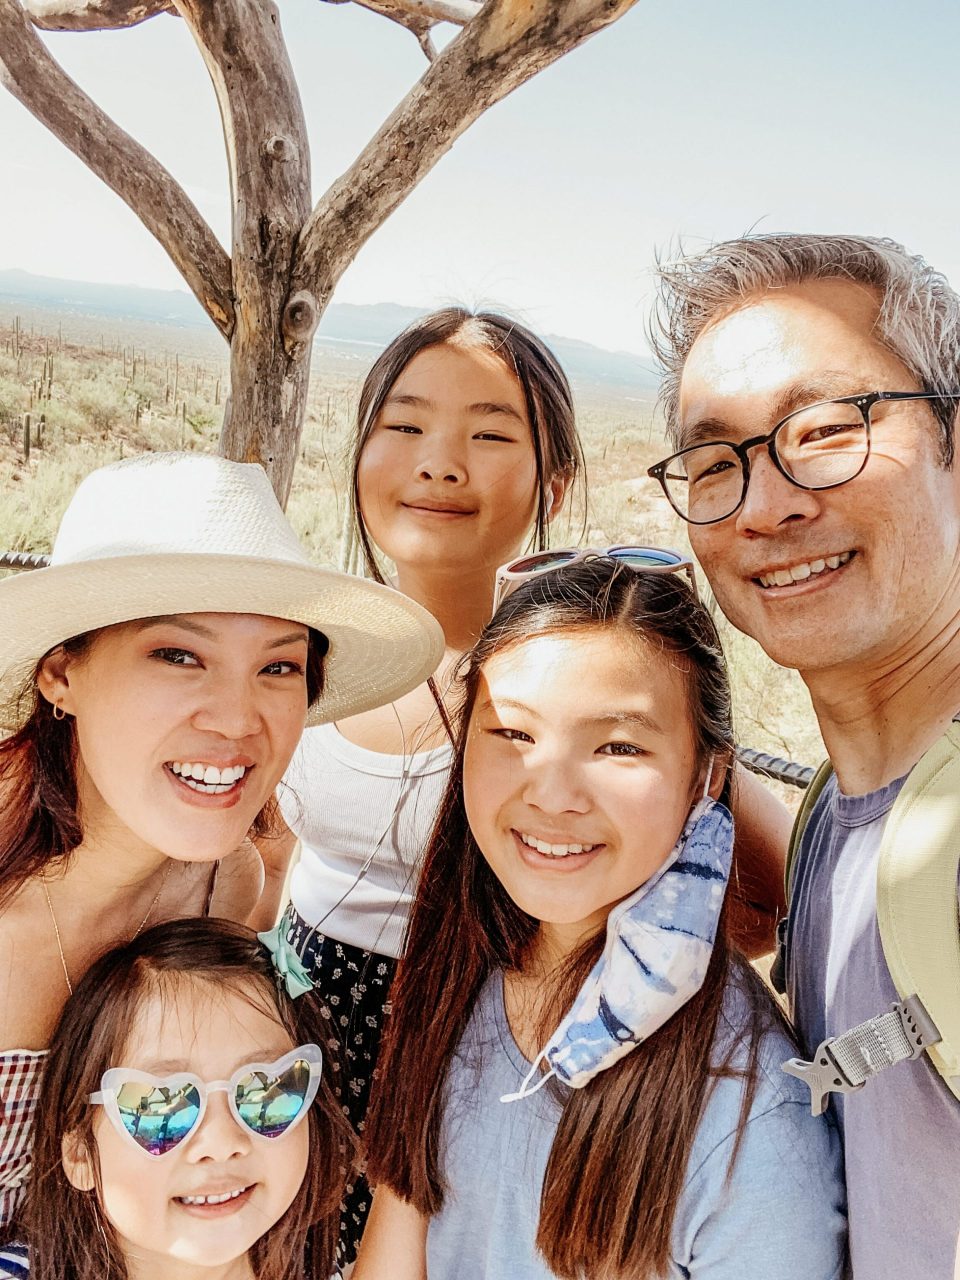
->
<box><xmin>0</xmin><ymin>450</ymin><xmax>443</xmax><ymax>1233</ymax></box>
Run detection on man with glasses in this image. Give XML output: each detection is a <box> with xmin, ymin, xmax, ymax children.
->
<box><xmin>648</xmin><ymin>233</ymin><xmax>960</xmax><ymax>1278</ymax></box>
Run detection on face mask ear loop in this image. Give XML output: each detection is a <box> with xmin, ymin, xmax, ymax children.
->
<box><xmin>500</xmin><ymin>1047</ymin><xmax>556</xmax><ymax>1104</ymax></box>
<box><xmin>702</xmin><ymin>753</ymin><xmax>715</xmax><ymax>801</ymax></box>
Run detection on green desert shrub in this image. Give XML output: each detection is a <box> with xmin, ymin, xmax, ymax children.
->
<box><xmin>73</xmin><ymin>378</ymin><xmax>128</xmax><ymax>432</ymax></box>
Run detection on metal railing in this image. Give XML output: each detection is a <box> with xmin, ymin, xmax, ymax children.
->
<box><xmin>0</xmin><ymin>551</ymin><xmax>50</xmax><ymax>572</ymax></box>
<box><xmin>735</xmin><ymin>746</ymin><xmax>814</xmax><ymax>790</ymax></box>
<box><xmin>1</xmin><ymin>550</ymin><xmax>817</xmax><ymax>788</ymax></box>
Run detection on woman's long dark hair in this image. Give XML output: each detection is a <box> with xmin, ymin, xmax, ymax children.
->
<box><xmin>19</xmin><ymin>917</ymin><xmax>352</xmax><ymax>1280</ymax></box>
<box><xmin>365</xmin><ymin>561</ymin><xmax>773</xmax><ymax>1278</ymax></box>
<box><xmin>348</xmin><ymin>307</ymin><xmax>586</xmax><ymax>582</ymax></box>
<box><xmin>0</xmin><ymin>625</ymin><xmax>327</xmax><ymax>909</ymax></box>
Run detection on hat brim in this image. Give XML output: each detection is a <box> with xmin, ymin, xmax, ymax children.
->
<box><xmin>0</xmin><ymin>554</ymin><xmax>445</xmax><ymax>731</ymax></box>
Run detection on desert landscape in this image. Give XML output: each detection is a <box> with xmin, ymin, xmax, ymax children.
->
<box><xmin>0</xmin><ymin>295</ymin><xmax>823</xmax><ymax>802</ymax></box>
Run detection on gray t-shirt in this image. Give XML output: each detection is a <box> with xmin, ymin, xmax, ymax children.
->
<box><xmin>788</xmin><ymin>773</ymin><xmax>960</xmax><ymax>1279</ymax></box>
<box><xmin>427</xmin><ymin>970</ymin><xmax>845</xmax><ymax>1280</ymax></box>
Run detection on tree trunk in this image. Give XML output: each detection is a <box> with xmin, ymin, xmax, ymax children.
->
<box><xmin>173</xmin><ymin>0</ymin><xmax>314</xmax><ymax>506</ymax></box>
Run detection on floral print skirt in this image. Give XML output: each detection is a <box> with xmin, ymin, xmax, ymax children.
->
<box><xmin>283</xmin><ymin>906</ymin><xmax>398</xmax><ymax>1268</ymax></box>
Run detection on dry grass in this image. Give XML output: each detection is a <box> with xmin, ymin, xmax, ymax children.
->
<box><xmin>0</xmin><ymin>307</ymin><xmax>822</xmax><ymax>795</ymax></box>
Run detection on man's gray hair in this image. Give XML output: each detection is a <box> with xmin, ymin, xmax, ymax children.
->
<box><xmin>650</xmin><ymin>233</ymin><xmax>960</xmax><ymax>464</ymax></box>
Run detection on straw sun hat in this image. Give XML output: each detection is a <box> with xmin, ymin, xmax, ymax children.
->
<box><xmin>0</xmin><ymin>452</ymin><xmax>444</xmax><ymax>731</ymax></box>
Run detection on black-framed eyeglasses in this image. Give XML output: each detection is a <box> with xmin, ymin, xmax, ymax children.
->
<box><xmin>647</xmin><ymin>391</ymin><xmax>960</xmax><ymax>526</ymax></box>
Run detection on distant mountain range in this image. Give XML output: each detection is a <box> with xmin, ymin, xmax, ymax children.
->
<box><xmin>0</xmin><ymin>268</ymin><xmax>659</xmax><ymax>395</ymax></box>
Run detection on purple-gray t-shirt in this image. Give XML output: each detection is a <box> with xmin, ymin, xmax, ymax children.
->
<box><xmin>788</xmin><ymin>772</ymin><xmax>960</xmax><ymax>1279</ymax></box>
<box><xmin>428</xmin><ymin>969</ymin><xmax>845</xmax><ymax>1279</ymax></box>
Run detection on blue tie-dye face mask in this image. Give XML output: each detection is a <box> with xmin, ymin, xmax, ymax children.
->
<box><xmin>501</xmin><ymin>778</ymin><xmax>733</xmax><ymax>1103</ymax></box>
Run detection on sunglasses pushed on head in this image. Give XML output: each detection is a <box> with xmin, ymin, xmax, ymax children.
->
<box><xmin>492</xmin><ymin>544</ymin><xmax>699</xmax><ymax>617</ymax></box>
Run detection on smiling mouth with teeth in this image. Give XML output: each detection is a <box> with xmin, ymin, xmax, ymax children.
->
<box><xmin>169</xmin><ymin>761</ymin><xmax>248</xmax><ymax>794</ymax></box>
<box><xmin>518</xmin><ymin>831</ymin><xmax>600</xmax><ymax>859</ymax></box>
<box><xmin>176</xmin><ymin>1185</ymin><xmax>251</xmax><ymax>1206</ymax></box>
<box><xmin>756</xmin><ymin>550</ymin><xmax>854</xmax><ymax>589</ymax></box>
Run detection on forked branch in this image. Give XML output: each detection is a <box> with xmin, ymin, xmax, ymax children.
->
<box><xmin>293</xmin><ymin>0</ymin><xmax>640</xmax><ymax>299</ymax></box>
<box><xmin>320</xmin><ymin>0</ymin><xmax>482</xmax><ymax>61</ymax></box>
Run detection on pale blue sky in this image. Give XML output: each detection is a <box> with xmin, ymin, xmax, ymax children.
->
<box><xmin>1</xmin><ymin>0</ymin><xmax>958</xmax><ymax>356</ymax></box>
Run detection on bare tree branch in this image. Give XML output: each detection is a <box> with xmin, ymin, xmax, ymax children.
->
<box><xmin>417</xmin><ymin>27</ymin><xmax>437</xmax><ymax>60</ymax></box>
<box><xmin>320</xmin><ymin>0</ymin><xmax>480</xmax><ymax>60</ymax></box>
<box><xmin>319</xmin><ymin>0</ymin><xmax>432</xmax><ymax>55</ymax></box>
<box><xmin>173</xmin><ymin>0</ymin><xmax>312</xmax><ymax>502</ymax></box>
<box><xmin>294</xmin><ymin>0</ymin><xmax>640</xmax><ymax>301</ymax></box>
<box><xmin>352</xmin><ymin>0</ymin><xmax>482</xmax><ymax>25</ymax></box>
<box><xmin>23</xmin><ymin>0</ymin><xmax>174</xmax><ymax>32</ymax></box>
<box><xmin>0</xmin><ymin>0</ymin><xmax>234</xmax><ymax>335</ymax></box>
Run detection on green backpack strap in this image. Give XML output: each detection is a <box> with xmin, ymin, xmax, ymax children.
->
<box><xmin>876</xmin><ymin>720</ymin><xmax>960</xmax><ymax>1098</ymax></box>
<box><xmin>784</xmin><ymin>722</ymin><xmax>960</xmax><ymax>1113</ymax></box>
<box><xmin>784</xmin><ymin>759</ymin><xmax>834</xmax><ymax>900</ymax></box>
<box><xmin>769</xmin><ymin>759</ymin><xmax>833</xmax><ymax>995</ymax></box>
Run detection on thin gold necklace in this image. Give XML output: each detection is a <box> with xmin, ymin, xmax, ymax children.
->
<box><xmin>42</xmin><ymin>861</ymin><xmax>173</xmax><ymax>996</ymax></box>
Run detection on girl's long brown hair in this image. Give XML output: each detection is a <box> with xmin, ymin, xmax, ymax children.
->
<box><xmin>365</xmin><ymin>562</ymin><xmax>773</xmax><ymax>1278</ymax></box>
<box><xmin>0</xmin><ymin>625</ymin><xmax>327</xmax><ymax>909</ymax></box>
<box><xmin>17</xmin><ymin>917</ymin><xmax>352</xmax><ymax>1280</ymax></box>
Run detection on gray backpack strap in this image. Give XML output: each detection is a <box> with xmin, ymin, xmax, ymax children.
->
<box><xmin>783</xmin><ymin>997</ymin><xmax>939</xmax><ymax>1115</ymax></box>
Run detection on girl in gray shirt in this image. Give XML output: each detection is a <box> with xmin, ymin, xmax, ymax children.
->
<box><xmin>357</xmin><ymin>557</ymin><xmax>846</xmax><ymax>1280</ymax></box>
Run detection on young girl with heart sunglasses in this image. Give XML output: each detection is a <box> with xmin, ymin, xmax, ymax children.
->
<box><xmin>0</xmin><ymin>917</ymin><xmax>350</xmax><ymax>1280</ymax></box>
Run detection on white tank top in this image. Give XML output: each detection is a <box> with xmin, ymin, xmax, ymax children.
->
<box><xmin>281</xmin><ymin>722</ymin><xmax>453</xmax><ymax>959</ymax></box>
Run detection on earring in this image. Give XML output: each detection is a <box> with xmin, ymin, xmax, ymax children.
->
<box><xmin>52</xmin><ymin>701</ymin><xmax>66</xmax><ymax>721</ymax></box>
